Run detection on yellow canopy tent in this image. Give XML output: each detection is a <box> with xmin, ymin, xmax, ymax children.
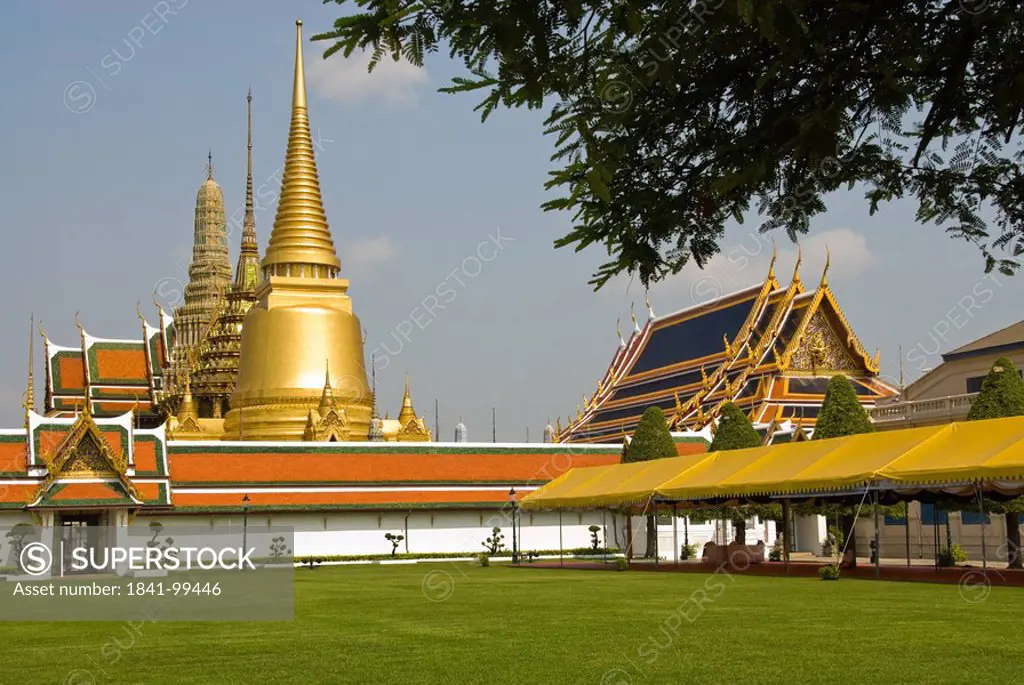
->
<box><xmin>520</xmin><ymin>453</ymin><xmax>706</xmax><ymax>510</ymax></box>
<box><xmin>521</xmin><ymin>417</ymin><xmax>1024</xmax><ymax>511</ymax></box>
<box><xmin>659</xmin><ymin>424</ymin><xmax>952</xmax><ymax>501</ymax></box>
<box><xmin>878</xmin><ymin>416</ymin><xmax>1024</xmax><ymax>486</ymax></box>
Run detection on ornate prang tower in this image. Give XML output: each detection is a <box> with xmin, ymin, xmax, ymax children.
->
<box><xmin>192</xmin><ymin>90</ymin><xmax>263</xmax><ymax>418</ymax></box>
<box><xmin>169</xmin><ymin>153</ymin><xmax>232</xmax><ymax>398</ymax></box>
<box><xmin>222</xmin><ymin>20</ymin><xmax>371</xmax><ymax>440</ymax></box>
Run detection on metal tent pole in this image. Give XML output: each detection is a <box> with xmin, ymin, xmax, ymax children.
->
<box><xmin>558</xmin><ymin>509</ymin><xmax>564</xmax><ymax>568</ymax></box>
<box><xmin>905</xmin><ymin>502</ymin><xmax>911</xmax><ymax>568</ymax></box>
<box><xmin>672</xmin><ymin>504</ymin><xmax>679</xmax><ymax>566</ymax></box>
<box><xmin>976</xmin><ymin>486</ymin><xmax>988</xmax><ymax>570</ymax></box>
<box><xmin>873</xmin><ymin>489</ymin><xmax>881</xmax><ymax>579</ymax></box>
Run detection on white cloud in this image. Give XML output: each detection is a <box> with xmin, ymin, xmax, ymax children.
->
<box><xmin>306</xmin><ymin>48</ymin><xmax>428</xmax><ymax>105</ymax></box>
<box><xmin>343</xmin><ymin>236</ymin><xmax>399</xmax><ymax>276</ymax></box>
<box><xmin>598</xmin><ymin>227</ymin><xmax>876</xmax><ymax>317</ymax></box>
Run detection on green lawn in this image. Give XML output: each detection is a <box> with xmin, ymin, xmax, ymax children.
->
<box><xmin>4</xmin><ymin>564</ymin><xmax>1022</xmax><ymax>684</ymax></box>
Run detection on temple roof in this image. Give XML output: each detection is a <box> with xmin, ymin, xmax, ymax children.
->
<box><xmin>561</xmin><ymin>254</ymin><xmax>896</xmax><ymax>443</ymax></box>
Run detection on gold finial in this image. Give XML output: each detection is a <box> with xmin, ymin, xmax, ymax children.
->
<box><xmin>23</xmin><ymin>315</ymin><xmax>35</xmax><ymax>421</ymax></box>
<box><xmin>319</xmin><ymin>359</ymin><xmax>336</xmax><ymax>415</ymax></box>
<box><xmin>74</xmin><ymin>311</ymin><xmax>83</xmax><ymax>334</ymax></box>
<box><xmin>261</xmin><ymin>18</ymin><xmax>341</xmax><ymax>277</ymax></box>
<box><xmin>135</xmin><ymin>301</ymin><xmax>145</xmax><ymax>324</ymax></box>
<box><xmin>597</xmin><ymin>378</ymin><xmax>604</xmax><ymax>395</ymax></box>
<box><xmin>576</xmin><ymin>404</ymin><xmax>582</xmax><ymax>421</ymax></box>
<box><xmin>630</xmin><ymin>303</ymin><xmax>640</xmax><ymax>333</ymax></box>
<box><xmin>820</xmin><ymin>246</ymin><xmax>830</xmax><ymax>287</ymax></box>
<box><xmin>556</xmin><ymin>416</ymin><xmax>562</xmax><ymax>435</ymax></box>
<box><xmin>700</xmin><ymin>365</ymin><xmax>710</xmax><ymax>388</ymax></box>
<box><xmin>645</xmin><ymin>290</ymin><xmax>655</xmax><ymax>319</ymax></box>
<box><xmin>768</xmin><ymin>238</ymin><xmax>777</xmax><ymax>279</ymax></box>
<box><xmin>792</xmin><ymin>242</ymin><xmax>803</xmax><ymax>285</ymax></box>
<box><xmin>616</xmin><ymin>318</ymin><xmax>625</xmax><ymax>347</ymax></box>
<box><xmin>206</xmin><ymin>149</ymin><xmax>214</xmax><ymax>180</ymax></box>
<box><xmin>583</xmin><ymin>393</ymin><xmax>589</xmax><ymax>408</ymax></box>
<box><xmin>674</xmin><ymin>390</ymin><xmax>682</xmax><ymax>414</ymax></box>
<box><xmin>399</xmin><ymin>373</ymin><xmax>416</xmax><ymax>425</ymax></box>
<box><xmin>873</xmin><ymin>348</ymin><xmax>881</xmax><ymax>369</ymax></box>
<box><xmin>723</xmin><ymin>332</ymin><xmax>732</xmax><ymax>356</ymax></box>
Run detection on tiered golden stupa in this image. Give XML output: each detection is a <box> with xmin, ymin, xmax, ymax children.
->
<box><xmin>40</xmin><ymin>20</ymin><xmax>433</xmax><ymax>443</ymax></box>
<box><xmin>221</xmin><ymin>19</ymin><xmax>373</xmax><ymax>441</ymax></box>
<box><xmin>190</xmin><ymin>89</ymin><xmax>262</xmax><ymax>420</ymax></box>
<box><xmin>166</xmin><ymin>152</ymin><xmax>233</xmax><ymax>400</ymax></box>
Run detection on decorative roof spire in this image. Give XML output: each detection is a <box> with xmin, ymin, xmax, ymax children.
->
<box><xmin>630</xmin><ymin>302</ymin><xmax>641</xmax><ymax>333</ymax></box>
<box><xmin>261</xmin><ymin>19</ymin><xmax>341</xmax><ymax>278</ymax></box>
<box><xmin>645</xmin><ymin>290</ymin><xmax>655</xmax><ymax>319</ymax></box>
<box><xmin>318</xmin><ymin>359</ymin><xmax>336</xmax><ymax>415</ymax></box>
<box><xmin>768</xmin><ymin>238</ymin><xmax>777</xmax><ymax>280</ymax></box>
<box><xmin>616</xmin><ymin>318</ymin><xmax>625</xmax><ymax>348</ymax></box>
<box><xmin>178</xmin><ymin>367</ymin><xmax>197</xmax><ymax>422</ymax></box>
<box><xmin>792</xmin><ymin>242</ymin><xmax>803</xmax><ymax>286</ymax></box>
<box><xmin>398</xmin><ymin>374</ymin><xmax>416</xmax><ymax>425</ymax></box>
<box><xmin>234</xmin><ymin>87</ymin><xmax>261</xmax><ymax>292</ymax></box>
<box><xmin>23</xmin><ymin>315</ymin><xmax>34</xmax><ymax>422</ymax></box>
<box><xmin>206</xmin><ymin>149</ymin><xmax>214</xmax><ymax>180</ymax></box>
<box><xmin>820</xmin><ymin>246</ymin><xmax>830</xmax><ymax>287</ymax></box>
<box><xmin>370</xmin><ymin>353</ymin><xmax>379</xmax><ymax>419</ymax></box>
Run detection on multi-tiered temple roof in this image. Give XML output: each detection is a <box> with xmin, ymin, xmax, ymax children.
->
<box><xmin>559</xmin><ymin>250</ymin><xmax>898</xmax><ymax>443</ymax></box>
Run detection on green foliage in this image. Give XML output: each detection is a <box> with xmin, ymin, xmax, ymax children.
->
<box><xmin>615</xmin><ymin>557</ymin><xmax>629</xmax><ymax>572</ymax></box>
<box><xmin>819</xmin><ymin>565</ymin><xmax>841</xmax><ymax>580</ymax></box>
<box><xmin>967</xmin><ymin>357</ymin><xmax>1024</xmax><ymax>420</ymax></box>
<box><xmin>814</xmin><ymin>375</ymin><xmax>874</xmax><ymax>440</ymax></box>
<box><xmin>291</xmin><ymin>548</ymin><xmax>620</xmax><ymax>566</ymax></box>
<box><xmin>316</xmin><ymin>1</ymin><xmax>1024</xmax><ymax>289</ymax></box>
<box><xmin>768</xmin><ymin>539</ymin><xmax>783</xmax><ymax>562</ymax></box>
<box><xmin>937</xmin><ymin>545</ymin><xmax>968</xmax><ymax>567</ymax></box>
<box><xmin>624</xmin><ymin>407</ymin><xmax>676</xmax><ymax>463</ymax></box>
<box><xmin>478</xmin><ymin>552</ymin><xmax>490</xmax><ymax>567</ymax></box>
<box><xmin>680</xmin><ymin>543</ymin><xmax>700</xmax><ymax>560</ymax></box>
<box><xmin>709</xmin><ymin>402</ymin><xmax>762</xmax><ymax>452</ymax></box>
<box><xmin>588</xmin><ymin>524</ymin><xmax>602</xmax><ymax>551</ymax></box>
<box><xmin>482</xmin><ymin>527</ymin><xmax>505</xmax><ymax>554</ymax></box>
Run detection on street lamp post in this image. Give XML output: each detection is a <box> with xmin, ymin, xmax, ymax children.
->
<box><xmin>242</xmin><ymin>493</ymin><xmax>250</xmax><ymax>570</ymax></box>
<box><xmin>509</xmin><ymin>487</ymin><xmax>518</xmax><ymax>565</ymax></box>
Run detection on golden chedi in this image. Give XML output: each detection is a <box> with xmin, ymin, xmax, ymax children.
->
<box><xmin>222</xmin><ymin>20</ymin><xmax>371</xmax><ymax>440</ymax></box>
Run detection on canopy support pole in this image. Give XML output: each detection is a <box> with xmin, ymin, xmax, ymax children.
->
<box><xmin>626</xmin><ymin>512</ymin><xmax>634</xmax><ymax>562</ymax></box>
<box><xmin>976</xmin><ymin>486</ymin><xmax>988</xmax><ymax>570</ymax></box>
<box><xmin>672</xmin><ymin>504</ymin><xmax>679</xmax><ymax>566</ymax></box>
<box><xmin>650</xmin><ymin>499</ymin><xmax>659</xmax><ymax>567</ymax></box>
<box><xmin>873</xmin><ymin>489</ymin><xmax>881</xmax><ymax>579</ymax></box>
<box><xmin>905</xmin><ymin>502</ymin><xmax>911</xmax><ymax>568</ymax></box>
<box><xmin>782</xmin><ymin>499</ymin><xmax>791</xmax><ymax>576</ymax></box>
<box><xmin>602</xmin><ymin>508</ymin><xmax>608</xmax><ymax>558</ymax></box>
<box><xmin>558</xmin><ymin>509</ymin><xmax>564</xmax><ymax>568</ymax></box>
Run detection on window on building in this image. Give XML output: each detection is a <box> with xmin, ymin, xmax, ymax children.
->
<box><xmin>967</xmin><ymin>369</ymin><xmax>1022</xmax><ymax>393</ymax></box>
<box><xmin>920</xmin><ymin>503</ymin><xmax>948</xmax><ymax>525</ymax></box>
<box><xmin>884</xmin><ymin>514</ymin><xmax>907</xmax><ymax>525</ymax></box>
<box><xmin>961</xmin><ymin>511</ymin><xmax>989</xmax><ymax>525</ymax></box>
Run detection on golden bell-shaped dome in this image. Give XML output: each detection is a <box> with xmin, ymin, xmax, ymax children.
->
<box><xmin>221</xmin><ymin>20</ymin><xmax>369</xmax><ymax>441</ymax></box>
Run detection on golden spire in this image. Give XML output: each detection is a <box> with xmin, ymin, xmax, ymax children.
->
<box><xmin>23</xmin><ymin>315</ymin><xmax>35</xmax><ymax>421</ymax></box>
<box><xmin>616</xmin><ymin>318</ymin><xmax>625</xmax><ymax>347</ymax></box>
<box><xmin>261</xmin><ymin>19</ymin><xmax>341</xmax><ymax>278</ymax></box>
<box><xmin>645</xmin><ymin>290</ymin><xmax>655</xmax><ymax>319</ymax></box>
<box><xmin>234</xmin><ymin>87</ymin><xmax>261</xmax><ymax>291</ymax></box>
<box><xmin>319</xmin><ymin>360</ymin><xmax>336</xmax><ymax>415</ymax></box>
<box><xmin>768</xmin><ymin>238</ymin><xmax>777</xmax><ymax>280</ymax></box>
<box><xmin>398</xmin><ymin>374</ymin><xmax>416</xmax><ymax>425</ymax></box>
<box><xmin>178</xmin><ymin>367</ymin><xmax>198</xmax><ymax>421</ymax></box>
<box><xmin>792</xmin><ymin>242</ymin><xmax>803</xmax><ymax>286</ymax></box>
<box><xmin>206</xmin><ymin>149</ymin><xmax>214</xmax><ymax>180</ymax></box>
<box><xmin>820</xmin><ymin>246</ymin><xmax>830</xmax><ymax>287</ymax></box>
<box><xmin>630</xmin><ymin>303</ymin><xmax>640</xmax><ymax>333</ymax></box>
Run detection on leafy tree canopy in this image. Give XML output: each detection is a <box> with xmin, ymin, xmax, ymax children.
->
<box><xmin>709</xmin><ymin>402</ymin><xmax>762</xmax><ymax>451</ymax></box>
<box><xmin>966</xmin><ymin>356</ymin><xmax>1024</xmax><ymax>420</ymax></box>
<box><xmin>813</xmin><ymin>374</ymin><xmax>874</xmax><ymax>440</ymax></box>
<box><xmin>316</xmin><ymin>0</ymin><xmax>1024</xmax><ymax>289</ymax></box>
<box><xmin>624</xmin><ymin>406</ymin><xmax>676</xmax><ymax>462</ymax></box>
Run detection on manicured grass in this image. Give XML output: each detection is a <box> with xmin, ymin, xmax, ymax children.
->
<box><xmin>4</xmin><ymin>564</ymin><xmax>1023</xmax><ymax>684</ymax></box>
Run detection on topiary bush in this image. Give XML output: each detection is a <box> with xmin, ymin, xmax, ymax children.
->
<box><xmin>819</xmin><ymin>565</ymin><xmax>841</xmax><ymax>580</ymax></box>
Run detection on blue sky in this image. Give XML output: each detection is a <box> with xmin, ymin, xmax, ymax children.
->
<box><xmin>0</xmin><ymin>0</ymin><xmax>1021</xmax><ymax>439</ymax></box>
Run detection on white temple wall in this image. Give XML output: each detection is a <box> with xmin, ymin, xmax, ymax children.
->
<box><xmin>0</xmin><ymin>510</ymin><xmax>611</xmax><ymax>559</ymax></box>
